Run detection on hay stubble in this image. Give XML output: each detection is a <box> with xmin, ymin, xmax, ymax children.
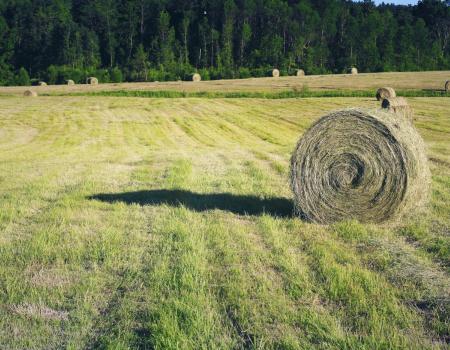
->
<box><xmin>0</xmin><ymin>96</ymin><xmax>448</xmax><ymax>349</ymax></box>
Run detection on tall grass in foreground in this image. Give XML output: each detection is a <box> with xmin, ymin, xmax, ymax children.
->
<box><xmin>48</xmin><ymin>88</ymin><xmax>449</xmax><ymax>99</ymax></box>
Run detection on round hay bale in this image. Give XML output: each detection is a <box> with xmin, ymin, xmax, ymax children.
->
<box><xmin>376</xmin><ymin>87</ymin><xmax>396</xmax><ymax>101</ymax></box>
<box><xmin>381</xmin><ymin>97</ymin><xmax>411</xmax><ymax>116</ymax></box>
<box><xmin>290</xmin><ymin>109</ymin><xmax>429</xmax><ymax>224</ymax></box>
<box><xmin>445</xmin><ymin>80</ymin><xmax>450</xmax><ymax>92</ymax></box>
<box><xmin>66</xmin><ymin>79</ymin><xmax>75</xmax><ymax>86</ymax></box>
<box><xmin>23</xmin><ymin>90</ymin><xmax>38</xmax><ymax>97</ymax></box>
<box><xmin>38</xmin><ymin>81</ymin><xmax>47</xmax><ymax>86</ymax></box>
<box><xmin>296</xmin><ymin>69</ymin><xmax>305</xmax><ymax>77</ymax></box>
<box><xmin>192</xmin><ymin>73</ymin><xmax>201</xmax><ymax>82</ymax></box>
<box><xmin>86</xmin><ymin>77</ymin><xmax>98</xmax><ymax>85</ymax></box>
<box><xmin>350</xmin><ymin>67</ymin><xmax>358</xmax><ymax>75</ymax></box>
<box><xmin>272</xmin><ymin>69</ymin><xmax>280</xmax><ymax>78</ymax></box>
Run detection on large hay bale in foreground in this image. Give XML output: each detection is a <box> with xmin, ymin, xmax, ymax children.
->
<box><xmin>192</xmin><ymin>73</ymin><xmax>201</xmax><ymax>82</ymax></box>
<box><xmin>272</xmin><ymin>69</ymin><xmax>280</xmax><ymax>77</ymax></box>
<box><xmin>350</xmin><ymin>67</ymin><xmax>358</xmax><ymax>75</ymax></box>
<box><xmin>66</xmin><ymin>79</ymin><xmax>75</xmax><ymax>86</ymax></box>
<box><xmin>296</xmin><ymin>69</ymin><xmax>305</xmax><ymax>77</ymax></box>
<box><xmin>376</xmin><ymin>87</ymin><xmax>396</xmax><ymax>101</ymax></box>
<box><xmin>23</xmin><ymin>90</ymin><xmax>38</xmax><ymax>97</ymax></box>
<box><xmin>445</xmin><ymin>80</ymin><xmax>450</xmax><ymax>92</ymax></box>
<box><xmin>86</xmin><ymin>77</ymin><xmax>98</xmax><ymax>85</ymax></box>
<box><xmin>38</xmin><ymin>81</ymin><xmax>47</xmax><ymax>86</ymax></box>
<box><xmin>290</xmin><ymin>109</ymin><xmax>429</xmax><ymax>224</ymax></box>
<box><xmin>381</xmin><ymin>97</ymin><xmax>411</xmax><ymax>116</ymax></box>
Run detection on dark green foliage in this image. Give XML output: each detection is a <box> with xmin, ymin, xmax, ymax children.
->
<box><xmin>59</xmin><ymin>68</ymin><xmax>85</xmax><ymax>84</ymax></box>
<box><xmin>238</xmin><ymin>67</ymin><xmax>251</xmax><ymax>79</ymax></box>
<box><xmin>93</xmin><ymin>69</ymin><xmax>110</xmax><ymax>83</ymax></box>
<box><xmin>110</xmin><ymin>67</ymin><xmax>123</xmax><ymax>83</ymax></box>
<box><xmin>0</xmin><ymin>0</ymin><xmax>448</xmax><ymax>85</ymax></box>
<box><xmin>47</xmin><ymin>66</ymin><xmax>58</xmax><ymax>85</ymax></box>
<box><xmin>15</xmin><ymin>67</ymin><xmax>30</xmax><ymax>86</ymax></box>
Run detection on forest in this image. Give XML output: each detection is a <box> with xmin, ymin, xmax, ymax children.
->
<box><xmin>0</xmin><ymin>0</ymin><xmax>449</xmax><ymax>85</ymax></box>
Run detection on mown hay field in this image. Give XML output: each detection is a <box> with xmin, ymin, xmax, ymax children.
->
<box><xmin>0</xmin><ymin>94</ymin><xmax>449</xmax><ymax>349</ymax></box>
<box><xmin>0</xmin><ymin>71</ymin><xmax>449</xmax><ymax>96</ymax></box>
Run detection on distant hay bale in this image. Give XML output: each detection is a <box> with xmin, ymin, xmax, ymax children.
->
<box><xmin>290</xmin><ymin>108</ymin><xmax>430</xmax><ymax>224</ymax></box>
<box><xmin>445</xmin><ymin>80</ymin><xmax>450</xmax><ymax>92</ymax></box>
<box><xmin>296</xmin><ymin>69</ymin><xmax>305</xmax><ymax>77</ymax></box>
<box><xmin>38</xmin><ymin>81</ymin><xmax>47</xmax><ymax>86</ymax></box>
<box><xmin>86</xmin><ymin>77</ymin><xmax>98</xmax><ymax>85</ymax></box>
<box><xmin>192</xmin><ymin>73</ymin><xmax>201</xmax><ymax>82</ymax></box>
<box><xmin>350</xmin><ymin>67</ymin><xmax>358</xmax><ymax>75</ymax></box>
<box><xmin>23</xmin><ymin>90</ymin><xmax>38</xmax><ymax>97</ymax></box>
<box><xmin>66</xmin><ymin>79</ymin><xmax>75</xmax><ymax>86</ymax></box>
<box><xmin>376</xmin><ymin>87</ymin><xmax>396</xmax><ymax>101</ymax></box>
<box><xmin>272</xmin><ymin>69</ymin><xmax>280</xmax><ymax>77</ymax></box>
<box><xmin>381</xmin><ymin>97</ymin><xmax>411</xmax><ymax>117</ymax></box>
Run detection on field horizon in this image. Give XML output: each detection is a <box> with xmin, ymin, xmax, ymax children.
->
<box><xmin>1</xmin><ymin>71</ymin><xmax>449</xmax><ymax>97</ymax></box>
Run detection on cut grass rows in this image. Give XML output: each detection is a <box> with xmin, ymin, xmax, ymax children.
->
<box><xmin>0</xmin><ymin>97</ymin><xmax>448</xmax><ymax>349</ymax></box>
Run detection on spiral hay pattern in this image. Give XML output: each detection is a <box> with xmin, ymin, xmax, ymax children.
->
<box><xmin>296</xmin><ymin>69</ymin><xmax>305</xmax><ymax>76</ymax></box>
<box><xmin>272</xmin><ymin>69</ymin><xmax>280</xmax><ymax>77</ymax></box>
<box><xmin>445</xmin><ymin>80</ymin><xmax>450</xmax><ymax>92</ymax></box>
<box><xmin>192</xmin><ymin>73</ymin><xmax>201</xmax><ymax>82</ymax></box>
<box><xmin>290</xmin><ymin>109</ymin><xmax>429</xmax><ymax>224</ymax></box>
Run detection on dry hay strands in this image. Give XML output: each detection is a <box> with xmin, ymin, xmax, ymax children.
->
<box><xmin>23</xmin><ymin>90</ymin><xmax>38</xmax><ymax>97</ymax></box>
<box><xmin>290</xmin><ymin>109</ymin><xmax>430</xmax><ymax>224</ymax></box>
<box><xmin>86</xmin><ymin>77</ymin><xmax>98</xmax><ymax>85</ymax></box>
<box><xmin>350</xmin><ymin>67</ymin><xmax>358</xmax><ymax>75</ymax></box>
<box><xmin>381</xmin><ymin>97</ymin><xmax>412</xmax><ymax>118</ymax></box>
<box><xmin>445</xmin><ymin>80</ymin><xmax>450</xmax><ymax>92</ymax></box>
<box><xmin>272</xmin><ymin>69</ymin><xmax>280</xmax><ymax>77</ymax></box>
<box><xmin>376</xmin><ymin>87</ymin><xmax>396</xmax><ymax>101</ymax></box>
<box><xmin>66</xmin><ymin>79</ymin><xmax>75</xmax><ymax>85</ymax></box>
<box><xmin>192</xmin><ymin>73</ymin><xmax>201</xmax><ymax>82</ymax></box>
<box><xmin>38</xmin><ymin>81</ymin><xmax>47</xmax><ymax>86</ymax></box>
<box><xmin>296</xmin><ymin>69</ymin><xmax>305</xmax><ymax>77</ymax></box>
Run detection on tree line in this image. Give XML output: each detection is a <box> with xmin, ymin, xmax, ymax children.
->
<box><xmin>0</xmin><ymin>0</ymin><xmax>449</xmax><ymax>85</ymax></box>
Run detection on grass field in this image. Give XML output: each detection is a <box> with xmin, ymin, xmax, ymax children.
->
<box><xmin>0</xmin><ymin>71</ymin><xmax>449</xmax><ymax>96</ymax></box>
<box><xmin>0</xmin><ymin>92</ymin><xmax>449</xmax><ymax>349</ymax></box>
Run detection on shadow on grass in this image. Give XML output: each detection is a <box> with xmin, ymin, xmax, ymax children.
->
<box><xmin>89</xmin><ymin>189</ymin><xmax>294</xmax><ymax>218</ymax></box>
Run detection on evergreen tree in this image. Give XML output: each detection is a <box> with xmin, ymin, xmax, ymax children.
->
<box><xmin>156</xmin><ymin>11</ymin><xmax>176</xmax><ymax>70</ymax></box>
<box><xmin>0</xmin><ymin>16</ymin><xmax>13</xmax><ymax>84</ymax></box>
<box><xmin>130</xmin><ymin>44</ymin><xmax>149</xmax><ymax>81</ymax></box>
<box><xmin>15</xmin><ymin>67</ymin><xmax>30</xmax><ymax>86</ymax></box>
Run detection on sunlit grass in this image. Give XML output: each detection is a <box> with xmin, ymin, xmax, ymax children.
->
<box><xmin>0</xmin><ymin>96</ymin><xmax>448</xmax><ymax>349</ymax></box>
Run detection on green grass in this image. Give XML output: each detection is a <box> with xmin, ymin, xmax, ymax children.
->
<box><xmin>0</xmin><ymin>96</ymin><xmax>448</xmax><ymax>349</ymax></box>
<box><xmin>45</xmin><ymin>88</ymin><xmax>450</xmax><ymax>99</ymax></box>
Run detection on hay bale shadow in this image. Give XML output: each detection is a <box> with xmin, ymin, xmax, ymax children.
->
<box><xmin>89</xmin><ymin>189</ymin><xmax>294</xmax><ymax>218</ymax></box>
